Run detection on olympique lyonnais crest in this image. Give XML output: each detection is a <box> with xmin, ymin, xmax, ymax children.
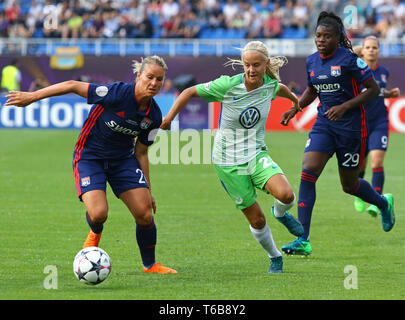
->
<box><xmin>140</xmin><ymin>117</ymin><xmax>152</xmax><ymax>129</ymax></box>
<box><xmin>331</xmin><ymin>66</ymin><xmax>341</xmax><ymax>77</ymax></box>
<box><xmin>81</xmin><ymin>176</ymin><xmax>90</xmax><ymax>187</ymax></box>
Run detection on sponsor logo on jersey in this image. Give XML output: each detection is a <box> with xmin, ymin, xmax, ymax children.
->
<box><xmin>204</xmin><ymin>82</ymin><xmax>211</xmax><ymax>90</ymax></box>
<box><xmin>313</xmin><ymin>83</ymin><xmax>341</xmax><ymax>93</ymax></box>
<box><xmin>239</xmin><ymin>107</ymin><xmax>261</xmax><ymax>129</ymax></box>
<box><xmin>331</xmin><ymin>66</ymin><xmax>341</xmax><ymax>77</ymax></box>
<box><xmin>95</xmin><ymin>86</ymin><xmax>108</xmax><ymax>97</ymax></box>
<box><xmin>105</xmin><ymin>120</ymin><xmax>139</xmax><ymax>137</ymax></box>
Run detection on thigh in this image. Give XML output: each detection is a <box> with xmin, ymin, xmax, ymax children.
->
<box><xmin>250</xmin><ymin>152</ymin><xmax>284</xmax><ymax>191</ymax></box>
<box><xmin>120</xmin><ymin>188</ymin><xmax>153</xmax><ymax>224</ymax></box>
<box><xmin>107</xmin><ymin>157</ymin><xmax>149</xmax><ymax>198</ymax></box>
<box><xmin>73</xmin><ymin>159</ymin><xmax>107</xmax><ymax>200</ymax></box>
<box><xmin>214</xmin><ymin>164</ymin><xmax>256</xmax><ymax>210</ymax></box>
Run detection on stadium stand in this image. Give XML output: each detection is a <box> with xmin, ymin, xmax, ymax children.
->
<box><xmin>0</xmin><ymin>0</ymin><xmax>404</xmax><ymax>57</ymax></box>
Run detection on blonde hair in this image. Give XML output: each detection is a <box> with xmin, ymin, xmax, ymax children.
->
<box><xmin>224</xmin><ymin>41</ymin><xmax>287</xmax><ymax>81</ymax></box>
<box><xmin>132</xmin><ymin>55</ymin><xmax>168</xmax><ymax>77</ymax></box>
<box><xmin>353</xmin><ymin>45</ymin><xmax>363</xmax><ymax>58</ymax></box>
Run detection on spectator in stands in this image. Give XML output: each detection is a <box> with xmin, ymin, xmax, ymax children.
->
<box><xmin>223</xmin><ymin>0</ymin><xmax>238</xmax><ymax>29</ymax></box>
<box><xmin>88</xmin><ymin>11</ymin><xmax>104</xmax><ymax>38</ymax></box>
<box><xmin>135</xmin><ymin>11</ymin><xmax>154</xmax><ymax>38</ymax></box>
<box><xmin>62</xmin><ymin>9</ymin><xmax>83</xmax><ymax>39</ymax></box>
<box><xmin>263</xmin><ymin>11</ymin><xmax>282</xmax><ymax>38</ymax></box>
<box><xmin>207</xmin><ymin>1</ymin><xmax>226</xmax><ymax>29</ymax></box>
<box><xmin>5</xmin><ymin>0</ymin><xmax>20</xmax><ymax>24</ymax></box>
<box><xmin>102</xmin><ymin>9</ymin><xmax>120</xmax><ymax>38</ymax></box>
<box><xmin>161</xmin><ymin>0</ymin><xmax>179</xmax><ymax>22</ymax></box>
<box><xmin>292</xmin><ymin>0</ymin><xmax>309</xmax><ymax>29</ymax></box>
<box><xmin>0</xmin><ymin>12</ymin><xmax>9</xmax><ymax>37</ymax></box>
<box><xmin>183</xmin><ymin>11</ymin><xmax>201</xmax><ymax>39</ymax></box>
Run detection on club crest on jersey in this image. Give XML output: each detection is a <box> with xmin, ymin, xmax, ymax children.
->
<box><xmin>140</xmin><ymin>117</ymin><xmax>152</xmax><ymax>129</ymax></box>
<box><xmin>331</xmin><ymin>66</ymin><xmax>341</xmax><ymax>77</ymax></box>
<box><xmin>239</xmin><ymin>107</ymin><xmax>260</xmax><ymax>129</ymax></box>
<box><xmin>81</xmin><ymin>176</ymin><xmax>91</xmax><ymax>187</ymax></box>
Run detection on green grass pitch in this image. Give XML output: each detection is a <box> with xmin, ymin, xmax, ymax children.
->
<box><xmin>0</xmin><ymin>129</ymin><xmax>404</xmax><ymax>300</ymax></box>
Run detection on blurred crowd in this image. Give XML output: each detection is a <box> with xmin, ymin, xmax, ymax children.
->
<box><xmin>1</xmin><ymin>0</ymin><xmax>405</xmax><ymax>41</ymax></box>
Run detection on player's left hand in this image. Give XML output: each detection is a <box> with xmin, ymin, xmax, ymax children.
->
<box><xmin>324</xmin><ymin>104</ymin><xmax>348</xmax><ymax>121</ymax></box>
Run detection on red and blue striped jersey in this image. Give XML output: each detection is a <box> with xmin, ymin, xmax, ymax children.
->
<box><xmin>306</xmin><ymin>46</ymin><xmax>374</xmax><ymax>137</ymax></box>
<box><xmin>74</xmin><ymin>81</ymin><xmax>162</xmax><ymax>160</ymax></box>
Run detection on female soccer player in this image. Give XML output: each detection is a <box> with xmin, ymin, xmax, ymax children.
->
<box><xmin>280</xmin><ymin>12</ymin><xmax>395</xmax><ymax>255</ymax></box>
<box><xmin>353</xmin><ymin>36</ymin><xmax>400</xmax><ymax>217</ymax></box>
<box><xmin>5</xmin><ymin>56</ymin><xmax>177</xmax><ymax>274</ymax></box>
<box><xmin>160</xmin><ymin>40</ymin><xmax>303</xmax><ymax>273</ymax></box>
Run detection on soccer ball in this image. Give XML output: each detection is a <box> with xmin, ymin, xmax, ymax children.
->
<box><xmin>73</xmin><ymin>247</ymin><xmax>111</xmax><ymax>285</ymax></box>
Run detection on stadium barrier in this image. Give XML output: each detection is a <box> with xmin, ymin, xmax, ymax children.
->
<box><xmin>1</xmin><ymin>95</ymin><xmax>404</xmax><ymax>132</ymax></box>
<box><xmin>210</xmin><ymin>97</ymin><xmax>405</xmax><ymax>133</ymax></box>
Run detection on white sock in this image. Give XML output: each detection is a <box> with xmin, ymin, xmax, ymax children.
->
<box><xmin>273</xmin><ymin>194</ymin><xmax>296</xmax><ymax>218</ymax></box>
<box><xmin>249</xmin><ymin>223</ymin><xmax>281</xmax><ymax>258</ymax></box>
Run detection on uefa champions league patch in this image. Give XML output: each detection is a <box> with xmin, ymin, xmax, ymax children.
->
<box><xmin>356</xmin><ymin>57</ymin><xmax>368</xmax><ymax>69</ymax></box>
<box><xmin>96</xmin><ymin>86</ymin><xmax>108</xmax><ymax>97</ymax></box>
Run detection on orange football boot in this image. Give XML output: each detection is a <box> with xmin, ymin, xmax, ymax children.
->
<box><xmin>83</xmin><ymin>230</ymin><xmax>102</xmax><ymax>248</ymax></box>
<box><xmin>143</xmin><ymin>262</ymin><xmax>177</xmax><ymax>274</ymax></box>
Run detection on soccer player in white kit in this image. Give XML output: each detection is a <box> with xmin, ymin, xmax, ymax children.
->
<box><xmin>161</xmin><ymin>41</ymin><xmax>303</xmax><ymax>273</ymax></box>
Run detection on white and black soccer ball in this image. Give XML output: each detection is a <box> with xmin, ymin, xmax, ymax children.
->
<box><xmin>73</xmin><ymin>247</ymin><xmax>111</xmax><ymax>285</ymax></box>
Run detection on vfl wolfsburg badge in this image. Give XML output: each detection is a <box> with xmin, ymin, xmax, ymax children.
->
<box><xmin>239</xmin><ymin>107</ymin><xmax>261</xmax><ymax>129</ymax></box>
<box><xmin>140</xmin><ymin>117</ymin><xmax>152</xmax><ymax>129</ymax></box>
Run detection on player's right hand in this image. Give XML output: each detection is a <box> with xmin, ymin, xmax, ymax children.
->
<box><xmin>4</xmin><ymin>91</ymin><xmax>33</xmax><ymax>107</ymax></box>
<box><xmin>280</xmin><ymin>108</ymin><xmax>298</xmax><ymax>126</ymax></box>
<box><xmin>160</xmin><ymin>117</ymin><xmax>172</xmax><ymax>130</ymax></box>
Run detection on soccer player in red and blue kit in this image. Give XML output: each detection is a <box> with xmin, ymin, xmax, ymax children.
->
<box><xmin>5</xmin><ymin>56</ymin><xmax>177</xmax><ymax>274</ymax></box>
<box><xmin>353</xmin><ymin>36</ymin><xmax>400</xmax><ymax>217</ymax></box>
<box><xmin>280</xmin><ymin>12</ymin><xmax>395</xmax><ymax>255</ymax></box>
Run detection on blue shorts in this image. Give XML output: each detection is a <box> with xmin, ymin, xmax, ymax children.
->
<box><xmin>366</xmin><ymin>120</ymin><xmax>389</xmax><ymax>154</ymax></box>
<box><xmin>73</xmin><ymin>157</ymin><xmax>148</xmax><ymax>200</ymax></box>
<box><xmin>305</xmin><ymin>123</ymin><xmax>366</xmax><ymax>170</ymax></box>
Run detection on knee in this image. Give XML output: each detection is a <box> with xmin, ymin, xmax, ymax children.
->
<box><xmin>133</xmin><ymin>202</ymin><xmax>154</xmax><ymax>225</ymax></box>
<box><xmin>88</xmin><ymin>208</ymin><xmax>108</xmax><ymax>224</ymax></box>
<box><xmin>278</xmin><ymin>189</ymin><xmax>295</xmax><ymax>204</ymax></box>
<box><xmin>250</xmin><ymin>215</ymin><xmax>266</xmax><ymax>230</ymax></box>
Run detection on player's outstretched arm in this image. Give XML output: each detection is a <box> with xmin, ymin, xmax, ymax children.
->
<box><xmin>4</xmin><ymin>80</ymin><xmax>89</xmax><ymax>107</ymax></box>
<box><xmin>277</xmin><ymin>83</ymin><xmax>302</xmax><ymax>112</ymax></box>
<box><xmin>280</xmin><ymin>85</ymin><xmax>317</xmax><ymax>126</ymax></box>
<box><xmin>160</xmin><ymin>85</ymin><xmax>200</xmax><ymax>130</ymax></box>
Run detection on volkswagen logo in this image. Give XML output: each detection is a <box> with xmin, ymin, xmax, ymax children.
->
<box><xmin>239</xmin><ymin>107</ymin><xmax>261</xmax><ymax>129</ymax></box>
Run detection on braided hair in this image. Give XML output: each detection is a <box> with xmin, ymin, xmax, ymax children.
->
<box><xmin>316</xmin><ymin>11</ymin><xmax>353</xmax><ymax>52</ymax></box>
